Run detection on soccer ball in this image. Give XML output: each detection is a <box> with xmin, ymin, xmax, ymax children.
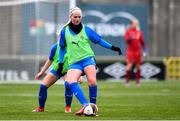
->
<box><xmin>83</xmin><ymin>103</ymin><xmax>98</xmax><ymax>116</ymax></box>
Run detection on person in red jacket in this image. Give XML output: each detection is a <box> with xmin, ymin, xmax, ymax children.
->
<box><xmin>124</xmin><ymin>20</ymin><xmax>147</xmax><ymax>87</ymax></box>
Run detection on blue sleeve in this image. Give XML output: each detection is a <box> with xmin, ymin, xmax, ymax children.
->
<box><xmin>59</xmin><ymin>27</ymin><xmax>66</xmax><ymax>63</ymax></box>
<box><xmin>59</xmin><ymin>47</ymin><xmax>66</xmax><ymax>63</ymax></box>
<box><xmin>85</xmin><ymin>26</ymin><xmax>112</xmax><ymax>49</ymax></box>
<box><xmin>98</xmin><ymin>39</ymin><xmax>112</xmax><ymax>49</ymax></box>
<box><xmin>49</xmin><ymin>44</ymin><xmax>57</xmax><ymax>60</ymax></box>
<box><xmin>85</xmin><ymin>26</ymin><xmax>101</xmax><ymax>43</ymax></box>
<box><xmin>59</xmin><ymin>27</ymin><xmax>66</xmax><ymax>48</ymax></box>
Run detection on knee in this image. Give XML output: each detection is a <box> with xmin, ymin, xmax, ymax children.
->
<box><xmin>41</xmin><ymin>82</ymin><xmax>49</xmax><ymax>88</ymax></box>
<box><xmin>126</xmin><ymin>65</ymin><xmax>132</xmax><ymax>71</ymax></box>
<box><xmin>87</xmin><ymin>77</ymin><xmax>97</xmax><ymax>86</ymax></box>
<box><xmin>42</xmin><ymin>81</ymin><xmax>52</xmax><ymax>88</ymax></box>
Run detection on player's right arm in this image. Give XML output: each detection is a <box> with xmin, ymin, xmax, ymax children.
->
<box><xmin>35</xmin><ymin>44</ymin><xmax>57</xmax><ymax>80</ymax></box>
<box><xmin>59</xmin><ymin>28</ymin><xmax>66</xmax><ymax>62</ymax></box>
<box><xmin>35</xmin><ymin>59</ymin><xmax>52</xmax><ymax>80</ymax></box>
<box><xmin>139</xmin><ymin>31</ymin><xmax>148</xmax><ymax>57</ymax></box>
<box><xmin>58</xmin><ymin>28</ymin><xmax>66</xmax><ymax>74</ymax></box>
<box><xmin>124</xmin><ymin>29</ymin><xmax>132</xmax><ymax>44</ymax></box>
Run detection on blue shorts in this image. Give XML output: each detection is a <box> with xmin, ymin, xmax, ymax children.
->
<box><xmin>68</xmin><ymin>56</ymin><xmax>96</xmax><ymax>71</ymax></box>
<box><xmin>50</xmin><ymin>69</ymin><xmax>66</xmax><ymax>79</ymax></box>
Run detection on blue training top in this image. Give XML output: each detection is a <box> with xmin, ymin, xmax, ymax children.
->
<box><xmin>59</xmin><ymin>25</ymin><xmax>113</xmax><ymax>63</ymax></box>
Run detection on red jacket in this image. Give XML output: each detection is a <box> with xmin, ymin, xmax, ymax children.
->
<box><xmin>124</xmin><ymin>28</ymin><xmax>146</xmax><ymax>52</ymax></box>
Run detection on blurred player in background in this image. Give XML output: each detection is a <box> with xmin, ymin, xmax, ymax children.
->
<box><xmin>32</xmin><ymin>41</ymin><xmax>83</xmax><ymax>113</ymax></box>
<box><xmin>124</xmin><ymin>20</ymin><xmax>147</xmax><ymax>87</ymax></box>
<box><xmin>58</xmin><ymin>7</ymin><xmax>122</xmax><ymax>115</ymax></box>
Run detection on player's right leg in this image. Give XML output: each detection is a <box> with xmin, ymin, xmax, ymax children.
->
<box><xmin>66</xmin><ymin>66</ymin><xmax>88</xmax><ymax>115</ymax></box>
<box><xmin>125</xmin><ymin>52</ymin><xmax>134</xmax><ymax>86</ymax></box>
<box><xmin>73</xmin><ymin>65</ymin><xmax>98</xmax><ymax>116</ymax></box>
<box><xmin>125</xmin><ymin>62</ymin><xmax>133</xmax><ymax>87</ymax></box>
<box><xmin>75</xmin><ymin>57</ymin><xmax>98</xmax><ymax>115</ymax></box>
<box><xmin>63</xmin><ymin>74</ymin><xmax>85</xmax><ymax>113</ymax></box>
<box><xmin>32</xmin><ymin>72</ymin><xmax>58</xmax><ymax>112</ymax></box>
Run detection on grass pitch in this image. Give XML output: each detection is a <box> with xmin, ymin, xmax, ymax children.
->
<box><xmin>0</xmin><ymin>80</ymin><xmax>180</xmax><ymax>120</ymax></box>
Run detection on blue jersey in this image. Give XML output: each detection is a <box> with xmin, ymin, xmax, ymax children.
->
<box><xmin>49</xmin><ymin>44</ymin><xmax>57</xmax><ymax>60</ymax></box>
<box><xmin>59</xmin><ymin>25</ymin><xmax>113</xmax><ymax>63</ymax></box>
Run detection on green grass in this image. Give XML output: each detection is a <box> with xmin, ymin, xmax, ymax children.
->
<box><xmin>0</xmin><ymin>80</ymin><xmax>180</xmax><ymax>120</ymax></box>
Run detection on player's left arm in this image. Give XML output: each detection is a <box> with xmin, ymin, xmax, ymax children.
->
<box><xmin>140</xmin><ymin>31</ymin><xmax>148</xmax><ymax>56</ymax></box>
<box><xmin>85</xmin><ymin>26</ymin><xmax>122</xmax><ymax>55</ymax></box>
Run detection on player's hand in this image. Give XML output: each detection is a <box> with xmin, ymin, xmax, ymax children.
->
<box><xmin>77</xmin><ymin>76</ymin><xmax>83</xmax><ymax>84</ymax></box>
<box><xmin>111</xmin><ymin>46</ymin><xmax>122</xmax><ymax>55</ymax></box>
<box><xmin>57</xmin><ymin>63</ymin><xmax>63</xmax><ymax>75</ymax></box>
<box><xmin>143</xmin><ymin>52</ymin><xmax>147</xmax><ymax>57</ymax></box>
<box><xmin>143</xmin><ymin>48</ymin><xmax>148</xmax><ymax>57</ymax></box>
<box><xmin>35</xmin><ymin>72</ymin><xmax>43</xmax><ymax>80</ymax></box>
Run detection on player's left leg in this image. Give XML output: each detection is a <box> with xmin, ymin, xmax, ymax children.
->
<box><xmin>83</xmin><ymin>57</ymin><xmax>97</xmax><ymax>104</ymax></box>
<box><xmin>135</xmin><ymin>52</ymin><xmax>142</xmax><ymax>87</ymax></box>
<box><xmin>84</xmin><ymin>65</ymin><xmax>97</xmax><ymax>104</ymax></box>
<box><xmin>135</xmin><ymin>64</ymin><xmax>141</xmax><ymax>87</ymax></box>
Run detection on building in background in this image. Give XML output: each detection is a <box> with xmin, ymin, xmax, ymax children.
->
<box><xmin>0</xmin><ymin>0</ymin><xmax>180</xmax><ymax>56</ymax></box>
<box><xmin>0</xmin><ymin>0</ymin><xmax>179</xmax><ymax>80</ymax></box>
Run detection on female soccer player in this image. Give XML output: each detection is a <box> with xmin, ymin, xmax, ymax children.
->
<box><xmin>58</xmin><ymin>7</ymin><xmax>122</xmax><ymax>115</ymax></box>
<box><xmin>124</xmin><ymin>20</ymin><xmax>147</xmax><ymax>87</ymax></box>
<box><xmin>32</xmin><ymin>41</ymin><xmax>83</xmax><ymax>113</ymax></box>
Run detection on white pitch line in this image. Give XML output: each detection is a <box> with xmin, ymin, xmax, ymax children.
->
<box><xmin>100</xmin><ymin>93</ymin><xmax>180</xmax><ymax>97</ymax></box>
<box><xmin>0</xmin><ymin>93</ymin><xmax>63</xmax><ymax>97</ymax></box>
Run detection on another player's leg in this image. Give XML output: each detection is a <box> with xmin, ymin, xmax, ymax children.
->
<box><xmin>64</xmin><ymin>81</ymin><xmax>73</xmax><ymax>113</ymax></box>
<box><xmin>32</xmin><ymin>73</ymin><xmax>58</xmax><ymax>112</ymax></box>
<box><xmin>63</xmin><ymin>75</ymin><xmax>73</xmax><ymax>113</ymax></box>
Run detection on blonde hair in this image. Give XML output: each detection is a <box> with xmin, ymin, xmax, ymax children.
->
<box><xmin>69</xmin><ymin>6</ymin><xmax>82</xmax><ymax>17</ymax></box>
<box><xmin>131</xmin><ymin>19</ymin><xmax>139</xmax><ymax>25</ymax></box>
